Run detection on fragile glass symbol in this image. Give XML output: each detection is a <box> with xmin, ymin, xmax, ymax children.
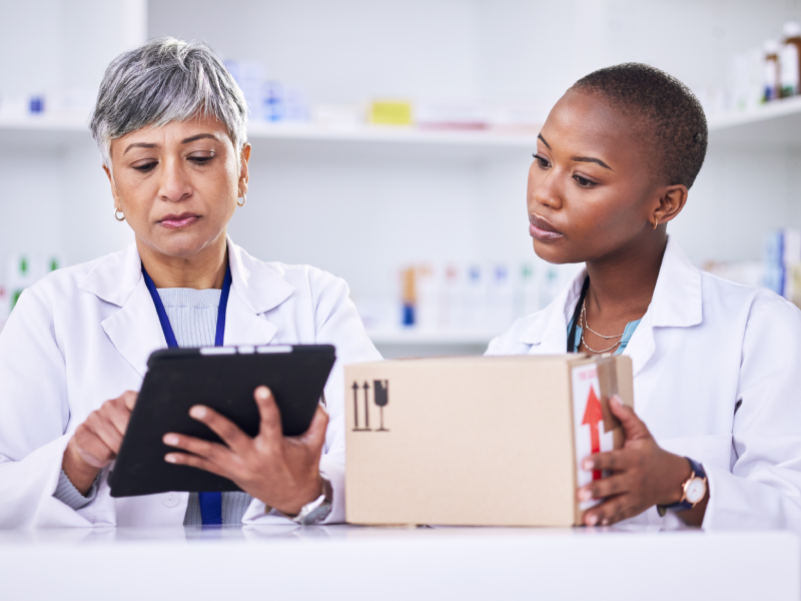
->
<box><xmin>351</xmin><ymin>380</ymin><xmax>389</xmax><ymax>432</ymax></box>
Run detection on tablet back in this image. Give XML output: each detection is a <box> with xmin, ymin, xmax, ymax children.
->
<box><xmin>108</xmin><ymin>344</ymin><xmax>336</xmax><ymax>498</ymax></box>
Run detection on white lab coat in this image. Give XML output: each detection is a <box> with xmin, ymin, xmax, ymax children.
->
<box><xmin>0</xmin><ymin>238</ymin><xmax>381</xmax><ymax>528</ymax></box>
<box><xmin>487</xmin><ymin>238</ymin><xmax>801</xmax><ymax>531</ymax></box>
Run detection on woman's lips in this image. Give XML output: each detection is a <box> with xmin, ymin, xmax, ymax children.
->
<box><xmin>159</xmin><ymin>213</ymin><xmax>200</xmax><ymax>229</ymax></box>
<box><xmin>529</xmin><ymin>214</ymin><xmax>564</xmax><ymax>242</ymax></box>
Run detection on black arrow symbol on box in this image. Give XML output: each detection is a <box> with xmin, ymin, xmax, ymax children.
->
<box><xmin>352</xmin><ymin>381</ymin><xmax>360</xmax><ymax>430</ymax></box>
<box><xmin>363</xmin><ymin>382</ymin><xmax>371</xmax><ymax>430</ymax></box>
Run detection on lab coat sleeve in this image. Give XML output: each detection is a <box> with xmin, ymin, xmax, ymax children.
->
<box><xmin>703</xmin><ymin>295</ymin><xmax>801</xmax><ymax>531</ymax></box>
<box><xmin>0</xmin><ymin>289</ymin><xmax>93</xmax><ymax>528</ymax></box>
<box><xmin>242</xmin><ymin>269</ymin><xmax>381</xmax><ymax>525</ymax></box>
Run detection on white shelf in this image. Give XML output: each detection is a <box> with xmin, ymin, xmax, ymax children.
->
<box><xmin>707</xmin><ymin>95</ymin><xmax>801</xmax><ymax>148</ymax></box>
<box><xmin>5</xmin><ymin>96</ymin><xmax>801</xmax><ymax>153</ymax></box>
<box><xmin>0</xmin><ymin>116</ymin><xmax>538</xmax><ymax>159</ymax></box>
<box><xmin>368</xmin><ymin>329</ymin><xmax>498</xmax><ymax>346</ymax></box>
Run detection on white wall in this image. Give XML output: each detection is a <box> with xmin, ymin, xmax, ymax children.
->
<box><xmin>147</xmin><ymin>0</ymin><xmax>482</xmax><ymax>104</ymax></box>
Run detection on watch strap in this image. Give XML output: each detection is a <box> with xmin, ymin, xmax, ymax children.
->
<box><xmin>657</xmin><ymin>457</ymin><xmax>706</xmax><ymax>516</ymax></box>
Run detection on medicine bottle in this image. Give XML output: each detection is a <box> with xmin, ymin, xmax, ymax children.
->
<box><xmin>781</xmin><ymin>22</ymin><xmax>801</xmax><ymax>97</ymax></box>
<box><xmin>763</xmin><ymin>40</ymin><xmax>781</xmax><ymax>102</ymax></box>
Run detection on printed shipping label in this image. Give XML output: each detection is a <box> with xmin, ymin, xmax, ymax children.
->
<box><xmin>571</xmin><ymin>363</ymin><xmax>615</xmax><ymax>511</ymax></box>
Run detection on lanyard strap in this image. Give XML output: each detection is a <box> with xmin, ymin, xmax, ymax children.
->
<box><xmin>141</xmin><ymin>262</ymin><xmax>232</xmax><ymax>348</ymax></box>
<box><xmin>567</xmin><ymin>275</ymin><xmax>590</xmax><ymax>353</ymax></box>
<box><xmin>141</xmin><ymin>260</ymin><xmax>232</xmax><ymax>526</ymax></box>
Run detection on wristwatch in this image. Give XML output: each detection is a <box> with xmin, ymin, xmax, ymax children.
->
<box><xmin>657</xmin><ymin>457</ymin><xmax>707</xmax><ymax>517</ymax></box>
<box><xmin>291</xmin><ymin>475</ymin><xmax>333</xmax><ymax>525</ymax></box>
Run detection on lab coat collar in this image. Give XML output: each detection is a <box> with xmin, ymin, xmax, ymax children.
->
<box><xmin>647</xmin><ymin>237</ymin><xmax>703</xmax><ymax>328</ymax></box>
<box><xmin>517</xmin><ymin>237</ymin><xmax>703</xmax><ymax>375</ymax></box>
<box><xmin>79</xmin><ymin>237</ymin><xmax>295</xmax><ymax>377</ymax></box>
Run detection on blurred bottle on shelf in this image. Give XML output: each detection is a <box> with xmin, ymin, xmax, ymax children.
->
<box><xmin>764</xmin><ymin>228</ymin><xmax>801</xmax><ymax>301</ymax></box>
<box><xmin>437</xmin><ymin>263</ymin><xmax>462</xmax><ymax>330</ymax></box>
<box><xmin>415</xmin><ymin>263</ymin><xmax>438</xmax><ymax>331</ymax></box>
<box><xmin>224</xmin><ymin>60</ymin><xmax>265</xmax><ymax>121</ymax></box>
<box><xmin>515</xmin><ymin>262</ymin><xmax>540</xmax><ymax>319</ymax></box>
<box><xmin>400</xmin><ymin>266</ymin><xmax>417</xmax><ymax>327</ymax></box>
<box><xmin>225</xmin><ymin>59</ymin><xmax>309</xmax><ymax>124</ymax></box>
<box><xmin>463</xmin><ymin>263</ymin><xmax>486</xmax><ymax>330</ymax></box>
<box><xmin>763</xmin><ymin>40</ymin><xmax>781</xmax><ymax>103</ymax></box>
<box><xmin>369</xmin><ymin>100</ymin><xmax>413</xmax><ymax>126</ymax></box>
<box><xmin>702</xmin><ymin>260</ymin><xmax>764</xmax><ymax>289</ymax></box>
<box><xmin>730</xmin><ymin>48</ymin><xmax>765</xmax><ymax>112</ymax></box>
<box><xmin>781</xmin><ymin>22</ymin><xmax>801</xmax><ymax>98</ymax></box>
<box><xmin>487</xmin><ymin>263</ymin><xmax>514</xmax><ymax>332</ymax></box>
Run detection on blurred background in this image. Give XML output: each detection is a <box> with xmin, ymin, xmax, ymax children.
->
<box><xmin>2</xmin><ymin>0</ymin><xmax>801</xmax><ymax>357</ymax></box>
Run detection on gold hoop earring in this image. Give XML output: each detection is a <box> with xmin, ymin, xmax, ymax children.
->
<box><xmin>115</xmin><ymin>208</ymin><xmax>125</xmax><ymax>222</ymax></box>
<box><xmin>652</xmin><ymin>218</ymin><xmax>659</xmax><ymax>230</ymax></box>
<box><xmin>237</xmin><ymin>194</ymin><xmax>246</xmax><ymax>207</ymax></box>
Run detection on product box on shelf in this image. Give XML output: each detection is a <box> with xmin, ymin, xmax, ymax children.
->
<box><xmin>345</xmin><ymin>353</ymin><xmax>633</xmax><ymax>527</ymax></box>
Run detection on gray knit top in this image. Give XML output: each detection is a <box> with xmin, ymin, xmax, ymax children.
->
<box><xmin>54</xmin><ymin>287</ymin><xmax>253</xmax><ymax>524</ymax></box>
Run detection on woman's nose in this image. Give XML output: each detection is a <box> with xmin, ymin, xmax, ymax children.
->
<box><xmin>158</xmin><ymin>157</ymin><xmax>192</xmax><ymax>202</ymax></box>
<box><xmin>529</xmin><ymin>170</ymin><xmax>563</xmax><ymax>211</ymax></box>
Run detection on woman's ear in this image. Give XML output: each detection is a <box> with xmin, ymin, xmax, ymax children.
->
<box><xmin>653</xmin><ymin>184</ymin><xmax>688</xmax><ymax>226</ymax></box>
<box><xmin>238</xmin><ymin>143</ymin><xmax>252</xmax><ymax>197</ymax></box>
<box><xmin>102</xmin><ymin>163</ymin><xmax>122</xmax><ymax>211</ymax></box>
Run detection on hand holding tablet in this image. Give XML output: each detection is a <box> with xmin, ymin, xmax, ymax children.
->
<box><xmin>107</xmin><ymin>344</ymin><xmax>336</xmax><ymax>513</ymax></box>
<box><xmin>162</xmin><ymin>384</ymin><xmax>329</xmax><ymax>516</ymax></box>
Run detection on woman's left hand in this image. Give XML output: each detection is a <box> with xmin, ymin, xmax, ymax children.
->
<box><xmin>578</xmin><ymin>396</ymin><xmax>695</xmax><ymax>527</ymax></box>
<box><xmin>163</xmin><ymin>385</ymin><xmax>327</xmax><ymax>517</ymax></box>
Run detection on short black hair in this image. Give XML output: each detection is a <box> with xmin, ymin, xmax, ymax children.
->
<box><xmin>572</xmin><ymin>63</ymin><xmax>708</xmax><ymax>189</ymax></box>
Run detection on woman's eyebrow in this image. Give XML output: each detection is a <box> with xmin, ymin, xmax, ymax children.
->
<box><xmin>572</xmin><ymin>156</ymin><xmax>614</xmax><ymax>171</ymax></box>
<box><xmin>538</xmin><ymin>133</ymin><xmax>613</xmax><ymax>170</ymax></box>
<box><xmin>537</xmin><ymin>134</ymin><xmax>551</xmax><ymax>150</ymax></box>
<box><xmin>181</xmin><ymin>133</ymin><xmax>219</xmax><ymax>144</ymax></box>
<box><xmin>123</xmin><ymin>142</ymin><xmax>157</xmax><ymax>155</ymax></box>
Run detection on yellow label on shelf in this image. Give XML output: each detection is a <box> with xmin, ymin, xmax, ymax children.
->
<box><xmin>369</xmin><ymin>101</ymin><xmax>413</xmax><ymax>126</ymax></box>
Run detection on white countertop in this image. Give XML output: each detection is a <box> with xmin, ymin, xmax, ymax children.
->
<box><xmin>0</xmin><ymin>524</ymin><xmax>797</xmax><ymax>601</ymax></box>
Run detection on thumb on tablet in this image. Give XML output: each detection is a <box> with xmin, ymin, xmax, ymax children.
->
<box><xmin>121</xmin><ymin>390</ymin><xmax>138</xmax><ymax>412</ymax></box>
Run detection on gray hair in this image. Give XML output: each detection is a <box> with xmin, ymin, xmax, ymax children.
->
<box><xmin>90</xmin><ymin>37</ymin><xmax>248</xmax><ymax>167</ymax></box>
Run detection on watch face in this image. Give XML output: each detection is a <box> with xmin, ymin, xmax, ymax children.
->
<box><xmin>685</xmin><ymin>477</ymin><xmax>706</xmax><ymax>504</ymax></box>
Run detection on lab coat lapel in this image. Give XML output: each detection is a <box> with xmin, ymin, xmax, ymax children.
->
<box><xmin>80</xmin><ymin>244</ymin><xmax>165</xmax><ymax>378</ymax></box>
<box><xmin>224</xmin><ymin>238</ymin><xmax>294</xmax><ymax>346</ymax></box>
<box><xmin>101</xmin><ymin>284</ymin><xmax>167</xmax><ymax>378</ymax></box>
<box><xmin>223</xmin><ymin>291</ymin><xmax>279</xmax><ymax>346</ymax></box>
<box><xmin>623</xmin><ymin>238</ymin><xmax>703</xmax><ymax>377</ymax></box>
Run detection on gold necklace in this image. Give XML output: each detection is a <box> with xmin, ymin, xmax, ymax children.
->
<box><xmin>580</xmin><ymin>302</ymin><xmax>625</xmax><ymax>354</ymax></box>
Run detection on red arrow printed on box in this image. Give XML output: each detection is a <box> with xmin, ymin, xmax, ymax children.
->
<box><xmin>581</xmin><ymin>387</ymin><xmax>603</xmax><ymax>481</ymax></box>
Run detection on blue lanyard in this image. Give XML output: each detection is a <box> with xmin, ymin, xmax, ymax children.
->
<box><xmin>142</xmin><ymin>262</ymin><xmax>232</xmax><ymax>348</ymax></box>
<box><xmin>141</xmin><ymin>261</ymin><xmax>232</xmax><ymax>525</ymax></box>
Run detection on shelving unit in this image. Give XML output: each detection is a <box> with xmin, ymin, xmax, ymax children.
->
<box><xmin>4</xmin><ymin>94</ymin><xmax>801</xmax><ymax>152</ymax></box>
<box><xmin>367</xmin><ymin>328</ymin><xmax>499</xmax><ymax>346</ymax></box>
<box><xmin>3</xmin><ymin>96</ymin><xmax>801</xmax><ymax>350</ymax></box>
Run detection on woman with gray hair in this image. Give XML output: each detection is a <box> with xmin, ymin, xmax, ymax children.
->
<box><xmin>0</xmin><ymin>37</ymin><xmax>380</xmax><ymax>528</ymax></box>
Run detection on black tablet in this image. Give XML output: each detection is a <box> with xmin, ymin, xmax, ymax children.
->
<box><xmin>108</xmin><ymin>344</ymin><xmax>336</xmax><ymax>498</ymax></box>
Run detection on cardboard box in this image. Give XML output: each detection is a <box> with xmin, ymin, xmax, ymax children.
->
<box><xmin>345</xmin><ymin>354</ymin><xmax>633</xmax><ymax>527</ymax></box>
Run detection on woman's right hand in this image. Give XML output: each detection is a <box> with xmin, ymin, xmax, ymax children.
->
<box><xmin>62</xmin><ymin>391</ymin><xmax>138</xmax><ymax>495</ymax></box>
